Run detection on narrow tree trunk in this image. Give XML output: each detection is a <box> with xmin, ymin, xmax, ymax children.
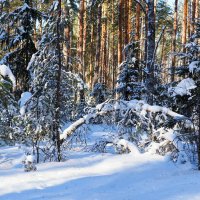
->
<box><xmin>77</xmin><ymin>0</ymin><xmax>85</xmax><ymax>77</ymax></box>
<box><xmin>135</xmin><ymin>3</ymin><xmax>141</xmax><ymax>62</ymax></box>
<box><xmin>191</xmin><ymin>0</ymin><xmax>196</xmax><ymax>35</ymax></box>
<box><xmin>146</xmin><ymin>0</ymin><xmax>156</xmax><ymax>104</ymax></box>
<box><xmin>89</xmin><ymin>12</ymin><xmax>95</xmax><ymax>89</ymax></box>
<box><xmin>54</xmin><ymin>0</ymin><xmax>62</xmax><ymax>162</ymax></box>
<box><xmin>182</xmin><ymin>0</ymin><xmax>188</xmax><ymax>56</ymax></box>
<box><xmin>101</xmin><ymin>2</ymin><xmax>108</xmax><ymax>84</ymax></box>
<box><xmin>112</xmin><ymin>0</ymin><xmax>116</xmax><ymax>92</ymax></box>
<box><xmin>195</xmin><ymin>0</ymin><xmax>199</xmax><ymax>19</ymax></box>
<box><xmin>118</xmin><ymin>0</ymin><xmax>123</xmax><ymax>65</ymax></box>
<box><xmin>63</xmin><ymin>5</ymin><xmax>71</xmax><ymax>71</ymax></box>
<box><xmin>93</xmin><ymin>4</ymin><xmax>102</xmax><ymax>86</ymax></box>
<box><xmin>124</xmin><ymin>0</ymin><xmax>129</xmax><ymax>46</ymax></box>
<box><xmin>82</xmin><ymin>0</ymin><xmax>87</xmax><ymax>80</ymax></box>
<box><xmin>171</xmin><ymin>0</ymin><xmax>178</xmax><ymax>82</ymax></box>
<box><xmin>127</xmin><ymin>0</ymin><xmax>132</xmax><ymax>42</ymax></box>
<box><xmin>145</xmin><ymin>5</ymin><xmax>148</xmax><ymax>63</ymax></box>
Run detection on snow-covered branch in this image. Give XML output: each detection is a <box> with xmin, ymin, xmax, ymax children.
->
<box><xmin>60</xmin><ymin>100</ymin><xmax>186</xmax><ymax>141</ymax></box>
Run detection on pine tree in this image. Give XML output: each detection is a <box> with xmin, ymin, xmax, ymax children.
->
<box><xmin>17</xmin><ymin>0</ymin><xmax>84</xmax><ymax>162</ymax></box>
<box><xmin>0</xmin><ymin>0</ymin><xmax>44</xmax><ymax>96</ymax></box>
<box><xmin>168</xmin><ymin>20</ymin><xmax>200</xmax><ymax>168</ymax></box>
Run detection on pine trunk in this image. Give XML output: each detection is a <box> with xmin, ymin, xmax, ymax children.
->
<box><xmin>54</xmin><ymin>0</ymin><xmax>62</xmax><ymax>162</ymax></box>
<box><xmin>135</xmin><ymin>3</ymin><xmax>140</xmax><ymax>62</ymax></box>
<box><xmin>182</xmin><ymin>0</ymin><xmax>188</xmax><ymax>55</ymax></box>
<box><xmin>146</xmin><ymin>0</ymin><xmax>156</xmax><ymax>104</ymax></box>
<box><xmin>93</xmin><ymin>4</ymin><xmax>102</xmax><ymax>86</ymax></box>
<box><xmin>171</xmin><ymin>0</ymin><xmax>178</xmax><ymax>82</ymax></box>
<box><xmin>63</xmin><ymin>5</ymin><xmax>71</xmax><ymax>71</ymax></box>
<box><xmin>77</xmin><ymin>0</ymin><xmax>85</xmax><ymax>78</ymax></box>
<box><xmin>118</xmin><ymin>0</ymin><xmax>123</xmax><ymax>65</ymax></box>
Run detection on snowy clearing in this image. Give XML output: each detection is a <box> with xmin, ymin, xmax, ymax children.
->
<box><xmin>1</xmin><ymin>125</ymin><xmax>200</xmax><ymax>200</ymax></box>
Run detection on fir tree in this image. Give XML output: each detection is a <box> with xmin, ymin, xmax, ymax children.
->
<box><xmin>0</xmin><ymin>0</ymin><xmax>45</xmax><ymax>96</ymax></box>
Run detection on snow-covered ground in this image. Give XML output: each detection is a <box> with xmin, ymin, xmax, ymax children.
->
<box><xmin>1</xmin><ymin>125</ymin><xmax>200</xmax><ymax>200</ymax></box>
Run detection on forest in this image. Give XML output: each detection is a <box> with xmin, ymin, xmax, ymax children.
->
<box><xmin>0</xmin><ymin>0</ymin><xmax>200</xmax><ymax>199</ymax></box>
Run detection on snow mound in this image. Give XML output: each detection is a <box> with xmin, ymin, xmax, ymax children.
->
<box><xmin>115</xmin><ymin>139</ymin><xmax>140</xmax><ymax>155</ymax></box>
<box><xmin>0</xmin><ymin>64</ymin><xmax>16</xmax><ymax>87</ymax></box>
<box><xmin>169</xmin><ymin>78</ymin><xmax>196</xmax><ymax>96</ymax></box>
<box><xmin>189</xmin><ymin>61</ymin><xmax>199</xmax><ymax>74</ymax></box>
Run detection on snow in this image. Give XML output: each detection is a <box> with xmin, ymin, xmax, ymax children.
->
<box><xmin>1</xmin><ymin>125</ymin><xmax>200</xmax><ymax>200</ymax></box>
<box><xmin>18</xmin><ymin>92</ymin><xmax>32</xmax><ymax>115</ymax></box>
<box><xmin>61</xmin><ymin>100</ymin><xmax>185</xmax><ymax>140</ymax></box>
<box><xmin>169</xmin><ymin>78</ymin><xmax>197</xmax><ymax>96</ymax></box>
<box><xmin>189</xmin><ymin>61</ymin><xmax>199</xmax><ymax>74</ymax></box>
<box><xmin>25</xmin><ymin>155</ymin><xmax>35</xmax><ymax>163</ymax></box>
<box><xmin>0</xmin><ymin>64</ymin><xmax>16</xmax><ymax>87</ymax></box>
<box><xmin>1</xmin><ymin>143</ymin><xmax>200</xmax><ymax>200</ymax></box>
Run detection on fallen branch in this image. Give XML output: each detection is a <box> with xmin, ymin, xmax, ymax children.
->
<box><xmin>60</xmin><ymin>100</ymin><xmax>187</xmax><ymax>142</ymax></box>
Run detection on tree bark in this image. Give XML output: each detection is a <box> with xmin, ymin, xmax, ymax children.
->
<box><xmin>77</xmin><ymin>0</ymin><xmax>85</xmax><ymax>78</ymax></box>
<box><xmin>63</xmin><ymin>5</ymin><xmax>71</xmax><ymax>71</ymax></box>
<box><xmin>182</xmin><ymin>0</ymin><xmax>188</xmax><ymax>56</ymax></box>
<box><xmin>124</xmin><ymin>0</ymin><xmax>129</xmax><ymax>46</ymax></box>
<box><xmin>112</xmin><ymin>0</ymin><xmax>116</xmax><ymax>92</ymax></box>
<box><xmin>89</xmin><ymin>12</ymin><xmax>95</xmax><ymax>89</ymax></box>
<box><xmin>54</xmin><ymin>0</ymin><xmax>62</xmax><ymax>162</ymax></box>
<box><xmin>127</xmin><ymin>0</ymin><xmax>132</xmax><ymax>42</ymax></box>
<box><xmin>101</xmin><ymin>2</ymin><xmax>108</xmax><ymax>84</ymax></box>
<box><xmin>82</xmin><ymin>0</ymin><xmax>87</xmax><ymax>81</ymax></box>
<box><xmin>118</xmin><ymin>0</ymin><xmax>123</xmax><ymax>65</ymax></box>
<box><xmin>191</xmin><ymin>0</ymin><xmax>196</xmax><ymax>35</ymax></box>
<box><xmin>146</xmin><ymin>0</ymin><xmax>156</xmax><ymax>104</ymax></box>
<box><xmin>93</xmin><ymin>4</ymin><xmax>102</xmax><ymax>86</ymax></box>
<box><xmin>171</xmin><ymin>0</ymin><xmax>178</xmax><ymax>82</ymax></box>
<box><xmin>135</xmin><ymin>3</ymin><xmax>141</xmax><ymax>62</ymax></box>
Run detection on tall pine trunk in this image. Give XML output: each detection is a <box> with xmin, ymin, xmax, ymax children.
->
<box><xmin>171</xmin><ymin>0</ymin><xmax>178</xmax><ymax>82</ymax></box>
<box><xmin>77</xmin><ymin>0</ymin><xmax>85</xmax><ymax>77</ymax></box>
<box><xmin>146</xmin><ymin>0</ymin><xmax>156</xmax><ymax>104</ymax></box>
<box><xmin>93</xmin><ymin>4</ymin><xmax>102</xmax><ymax>86</ymax></box>
<box><xmin>118</xmin><ymin>0</ymin><xmax>123</xmax><ymax>65</ymax></box>
<box><xmin>182</xmin><ymin>0</ymin><xmax>188</xmax><ymax>60</ymax></box>
<box><xmin>54</xmin><ymin>0</ymin><xmax>62</xmax><ymax>162</ymax></box>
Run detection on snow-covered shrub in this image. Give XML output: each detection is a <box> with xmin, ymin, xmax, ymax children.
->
<box><xmin>22</xmin><ymin>154</ymin><xmax>37</xmax><ymax>172</ymax></box>
<box><xmin>116</xmin><ymin>55</ymin><xmax>143</xmax><ymax>100</ymax></box>
<box><xmin>90</xmin><ymin>83</ymin><xmax>108</xmax><ymax>105</ymax></box>
<box><xmin>0</xmin><ymin>65</ymin><xmax>18</xmax><ymax>145</ymax></box>
<box><xmin>166</xmin><ymin>20</ymin><xmax>200</xmax><ymax>167</ymax></box>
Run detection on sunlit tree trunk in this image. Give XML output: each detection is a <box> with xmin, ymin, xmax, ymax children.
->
<box><xmin>82</xmin><ymin>0</ymin><xmax>87</xmax><ymax>80</ymax></box>
<box><xmin>127</xmin><ymin>0</ymin><xmax>132</xmax><ymax>42</ymax></box>
<box><xmin>77</xmin><ymin>0</ymin><xmax>85</xmax><ymax>77</ymax></box>
<box><xmin>93</xmin><ymin>4</ymin><xmax>102</xmax><ymax>86</ymax></box>
<box><xmin>182</xmin><ymin>0</ymin><xmax>188</xmax><ymax>57</ymax></box>
<box><xmin>135</xmin><ymin>3</ymin><xmax>140</xmax><ymax>62</ymax></box>
<box><xmin>118</xmin><ymin>0</ymin><xmax>123</xmax><ymax>65</ymax></box>
<box><xmin>101</xmin><ymin>1</ymin><xmax>108</xmax><ymax>84</ymax></box>
<box><xmin>89</xmin><ymin>12</ymin><xmax>95</xmax><ymax>89</ymax></box>
<box><xmin>54</xmin><ymin>0</ymin><xmax>62</xmax><ymax>162</ymax></box>
<box><xmin>63</xmin><ymin>5</ymin><xmax>71</xmax><ymax>71</ymax></box>
<box><xmin>191</xmin><ymin>0</ymin><xmax>196</xmax><ymax>35</ymax></box>
<box><xmin>171</xmin><ymin>0</ymin><xmax>178</xmax><ymax>82</ymax></box>
<box><xmin>146</xmin><ymin>0</ymin><xmax>156</xmax><ymax>104</ymax></box>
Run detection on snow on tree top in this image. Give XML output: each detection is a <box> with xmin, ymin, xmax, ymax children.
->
<box><xmin>0</xmin><ymin>64</ymin><xmax>16</xmax><ymax>87</ymax></box>
<box><xmin>169</xmin><ymin>78</ymin><xmax>196</xmax><ymax>97</ymax></box>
